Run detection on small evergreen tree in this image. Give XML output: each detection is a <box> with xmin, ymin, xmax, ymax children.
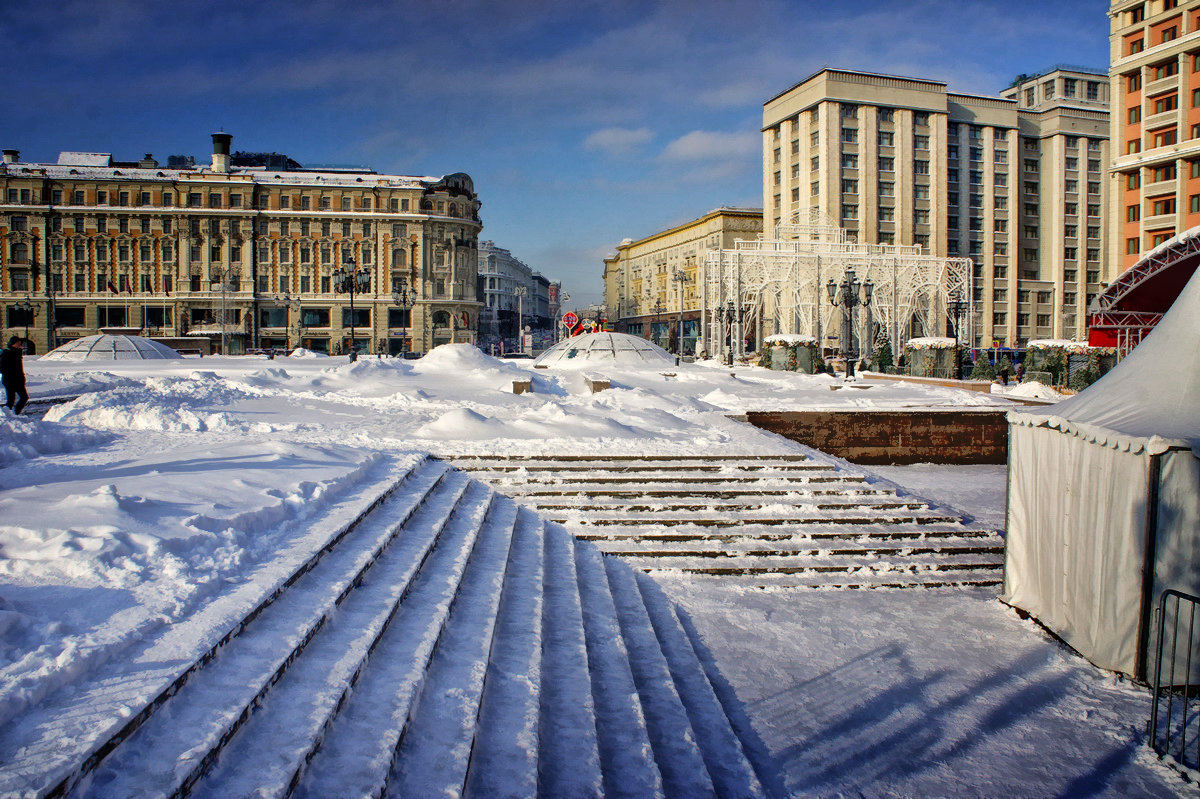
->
<box><xmin>970</xmin><ymin>357</ymin><xmax>995</xmax><ymax>380</ymax></box>
<box><xmin>872</xmin><ymin>336</ymin><xmax>894</xmax><ymax>373</ymax></box>
<box><xmin>1041</xmin><ymin>349</ymin><xmax>1067</xmax><ymax>386</ymax></box>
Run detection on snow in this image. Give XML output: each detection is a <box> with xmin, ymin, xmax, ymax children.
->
<box><xmin>992</xmin><ymin>380</ymin><xmax>1067</xmax><ymax>400</ymax></box>
<box><xmin>0</xmin><ymin>343</ymin><xmax>1189</xmax><ymax>795</ymax></box>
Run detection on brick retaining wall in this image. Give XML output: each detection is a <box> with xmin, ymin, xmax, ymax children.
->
<box><xmin>743</xmin><ymin>410</ymin><xmax>1009</xmax><ymax>465</ymax></box>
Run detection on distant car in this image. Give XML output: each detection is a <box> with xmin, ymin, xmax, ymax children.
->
<box><xmin>401</xmin><ymin>351</ymin><xmax>422</xmax><ymax>360</ymax></box>
<box><xmin>502</xmin><ymin>352</ymin><xmax>534</xmax><ymax>359</ymax></box>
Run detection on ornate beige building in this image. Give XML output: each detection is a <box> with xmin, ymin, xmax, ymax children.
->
<box><xmin>763</xmin><ymin>67</ymin><xmax>1110</xmax><ymax>347</ymax></box>
<box><xmin>0</xmin><ymin>133</ymin><xmax>482</xmax><ymax>355</ymax></box>
<box><xmin>602</xmin><ymin>207</ymin><xmax>763</xmax><ymax>354</ymax></box>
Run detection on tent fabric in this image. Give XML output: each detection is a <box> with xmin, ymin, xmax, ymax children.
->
<box><xmin>1004</xmin><ymin>266</ymin><xmax>1200</xmax><ymax>680</ymax></box>
<box><xmin>1003</xmin><ymin>424</ymin><xmax>1150</xmax><ymax>675</ymax></box>
<box><xmin>532</xmin><ymin>332</ymin><xmax>678</xmax><ymax>370</ymax></box>
<box><xmin>41</xmin><ymin>334</ymin><xmax>182</xmax><ymax>361</ymax></box>
<box><xmin>1009</xmin><ymin>265</ymin><xmax>1200</xmax><ymax>454</ymax></box>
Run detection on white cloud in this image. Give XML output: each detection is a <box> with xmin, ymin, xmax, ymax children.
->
<box><xmin>660</xmin><ymin>130</ymin><xmax>758</xmax><ymax>161</ymax></box>
<box><xmin>582</xmin><ymin>127</ymin><xmax>654</xmax><ymax>156</ymax></box>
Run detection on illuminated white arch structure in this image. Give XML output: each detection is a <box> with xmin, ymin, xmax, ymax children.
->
<box><xmin>701</xmin><ymin>212</ymin><xmax>973</xmax><ymax>362</ymax></box>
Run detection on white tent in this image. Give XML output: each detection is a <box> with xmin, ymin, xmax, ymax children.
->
<box><xmin>1003</xmin><ymin>267</ymin><xmax>1200</xmax><ymax>680</ymax></box>
<box><xmin>41</xmin><ymin>334</ymin><xmax>182</xmax><ymax>361</ymax></box>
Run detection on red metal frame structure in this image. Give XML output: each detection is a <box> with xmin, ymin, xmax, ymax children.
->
<box><xmin>1089</xmin><ymin>230</ymin><xmax>1200</xmax><ymax>355</ymax></box>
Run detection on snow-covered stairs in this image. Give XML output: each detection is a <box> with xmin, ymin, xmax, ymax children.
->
<box><xmin>1</xmin><ymin>455</ymin><xmax>767</xmax><ymax>798</ymax></box>
<box><xmin>449</xmin><ymin>455</ymin><xmax>1006</xmax><ymax>589</ymax></box>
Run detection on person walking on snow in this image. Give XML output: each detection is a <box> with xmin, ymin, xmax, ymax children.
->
<box><xmin>2</xmin><ymin>337</ymin><xmax>28</xmax><ymax>415</ymax></box>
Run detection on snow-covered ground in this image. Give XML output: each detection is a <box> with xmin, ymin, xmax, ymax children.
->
<box><xmin>0</xmin><ymin>346</ymin><xmax>1186</xmax><ymax>796</ymax></box>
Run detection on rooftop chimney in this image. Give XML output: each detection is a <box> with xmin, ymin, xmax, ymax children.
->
<box><xmin>2</xmin><ymin>149</ymin><xmax>19</xmax><ymax>164</ymax></box>
<box><xmin>139</xmin><ymin>153</ymin><xmax>158</xmax><ymax>168</ymax></box>
<box><xmin>211</xmin><ymin>132</ymin><xmax>232</xmax><ymax>173</ymax></box>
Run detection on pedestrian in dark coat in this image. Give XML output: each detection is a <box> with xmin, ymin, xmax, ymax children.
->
<box><xmin>2</xmin><ymin>337</ymin><xmax>28</xmax><ymax>415</ymax></box>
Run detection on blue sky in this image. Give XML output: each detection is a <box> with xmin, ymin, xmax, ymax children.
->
<box><xmin>1</xmin><ymin>0</ymin><xmax>1110</xmax><ymax>306</ymax></box>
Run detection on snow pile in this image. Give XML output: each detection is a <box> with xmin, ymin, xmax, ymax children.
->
<box><xmin>993</xmin><ymin>381</ymin><xmax>1065</xmax><ymax>400</ymax></box>
<box><xmin>0</xmin><ymin>415</ymin><xmax>110</xmax><ymax>467</ymax></box>
<box><xmin>43</xmin><ymin>373</ymin><xmax>280</xmax><ymax>433</ymax></box>
<box><xmin>763</xmin><ymin>334</ymin><xmax>818</xmax><ymax>344</ymax></box>
<box><xmin>287</xmin><ymin>348</ymin><xmax>326</xmax><ymax>358</ymax></box>
<box><xmin>0</xmin><ymin>441</ymin><xmax>384</xmax><ymax>726</ymax></box>
<box><xmin>412</xmin><ymin>343</ymin><xmax>527</xmax><ymax>379</ymax></box>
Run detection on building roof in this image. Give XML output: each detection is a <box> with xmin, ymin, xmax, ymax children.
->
<box><xmin>764</xmin><ymin>68</ymin><xmax>949</xmax><ymax>107</ymax></box>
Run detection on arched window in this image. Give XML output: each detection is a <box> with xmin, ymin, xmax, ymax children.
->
<box><xmin>432</xmin><ymin>310</ymin><xmax>451</xmax><ymax>328</ymax></box>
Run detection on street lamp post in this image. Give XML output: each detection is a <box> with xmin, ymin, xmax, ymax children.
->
<box><xmin>557</xmin><ymin>291</ymin><xmax>571</xmax><ymax>342</ymax></box>
<box><xmin>391</xmin><ymin>284</ymin><xmax>414</xmax><ymax>356</ymax></box>
<box><xmin>13</xmin><ymin>296</ymin><xmax>37</xmax><ymax>343</ymax></box>
<box><xmin>334</xmin><ymin>256</ymin><xmax>371</xmax><ymax>361</ymax></box>
<box><xmin>724</xmin><ymin>299</ymin><xmax>736</xmax><ymax>366</ymax></box>
<box><xmin>513</xmin><ymin>285</ymin><xmax>527</xmax><ymax>352</ymax></box>
<box><xmin>671</xmin><ymin>269</ymin><xmax>690</xmax><ymax>355</ymax></box>
<box><xmin>274</xmin><ymin>293</ymin><xmax>300</xmax><ymax>351</ymax></box>
<box><xmin>826</xmin><ymin>269</ymin><xmax>874</xmax><ymax>379</ymax></box>
<box><xmin>948</xmin><ymin>293</ymin><xmax>968</xmax><ymax>380</ymax></box>
<box><xmin>650</xmin><ymin>298</ymin><xmax>666</xmax><ymax>348</ymax></box>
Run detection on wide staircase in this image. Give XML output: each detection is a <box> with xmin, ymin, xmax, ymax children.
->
<box><xmin>0</xmin><ymin>456</ymin><xmax>771</xmax><ymax>798</ymax></box>
<box><xmin>448</xmin><ymin>454</ymin><xmax>1006</xmax><ymax>590</ymax></box>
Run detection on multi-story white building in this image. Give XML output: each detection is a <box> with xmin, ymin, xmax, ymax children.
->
<box><xmin>477</xmin><ymin>240</ymin><xmax>553</xmax><ymax>351</ymax></box>
<box><xmin>763</xmin><ymin>67</ymin><xmax>1110</xmax><ymax>347</ymax></box>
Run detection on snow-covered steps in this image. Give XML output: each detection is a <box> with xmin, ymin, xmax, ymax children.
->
<box><xmin>3</xmin><ymin>459</ymin><xmax>769</xmax><ymax>798</ymax></box>
<box><xmin>449</xmin><ymin>454</ymin><xmax>1006</xmax><ymax>590</ymax></box>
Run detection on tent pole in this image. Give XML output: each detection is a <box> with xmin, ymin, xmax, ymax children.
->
<box><xmin>1136</xmin><ymin>452</ymin><xmax>1165</xmax><ymax>683</ymax></box>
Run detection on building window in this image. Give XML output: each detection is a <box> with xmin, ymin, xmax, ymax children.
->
<box><xmin>841</xmin><ymin>179</ymin><xmax>857</xmax><ymax>194</ymax></box>
<box><xmin>1151</xmin><ymin>197</ymin><xmax>1177</xmax><ymax>215</ymax></box>
<box><xmin>841</xmin><ymin>154</ymin><xmax>858</xmax><ymax>169</ymax></box>
<box><xmin>1065</xmin><ymin>202</ymin><xmax>1078</xmax><ymax>216</ymax></box>
<box><xmin>1126</xmin><ymin>172</ymin><xmax>1141</xmax><ymax>189</ymax></box>
<box><xmin>878</xmin><ymin>131</ymin><xmax>894</xmax><ymax>146</ymax></box>
<box><xmin>914</xmin><ymin>184</ymin><xmax>929</xmax><ymax>200</ymax></box>
<box><xmin>879</xmin><ymin>206</ymin><xmax>895</xmax><ymax>222</ymax></box>
<box><xmin>878</xmin><ymin>157</ymin><xmax>894</xmax><ymax>172</ymax></box>
<box><xmin>1065</xmin><ymin>179</ymin><xmax>1078</xmax><ymax>193</ymax></box>
<box><xmin>1152</xmin><ymin>127</ymin><xmax>1178</xmax><ymax>148</ymax></box>
<box><xmin>1128</xmin><ymin>73</ymin><xmax>1141</xmax><ymax>92</ymax></box>
<box><xmin>878</xmin><ymin>108</ymin><xmax>893</xmax><ymax>122</ymax></box>
<box><xmin>914</xmin><ymin>135</ymin><xmax>929</xmax><ymax>149</ymax></box>
<box><xmin>1126</xmin><ymin>237</ymin><xmax>1139</xmax><ymax>254</ymax></box>
<box><xmin>1153</xmin><ymin>93</ymin><xmax>1179</xmax><ymax>114</ymax></box>
<box><xmin>1191</xmin><ymin>194</ymin><xmax>1200</xmax><ymax>213</ymax></box>
<box><xmin>840</xmin><ymin>103</ymin><xmax>857</xmax><ymax>118</ymax></box>
<box><xmin>1152</xmin><ymin>60</ymin><xmax>1179</xmax><ymax>80</ymax></box>
<box><xmin>914</xmin><ymin>160</ymin><xmax>929</xmax><ymax>175</ymax></box>
<box><xmin>1128</xmin><ymin>204</ymin><xmax>1141</xmax><ymax>222</ymax></box>
<box><xmin>1086</xmin><ymin>81</ymin><xmax>1099</xmax><ymax>100</ymax></box>
<box><xmin>1151</xmin><ymin>164</ymin><xmax>1177</xmax><ymax>182</ymax></box>
<box><xmin>841</xmin><ymin>204</ymin><xmax>858</xmax><ymax>221</ymax></box>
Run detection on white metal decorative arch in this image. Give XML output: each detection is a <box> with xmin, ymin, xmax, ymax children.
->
<box><xmin>700</xmin><ymin>212</ymin><xmax>973</xmax><ymax>362</ymax></box>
